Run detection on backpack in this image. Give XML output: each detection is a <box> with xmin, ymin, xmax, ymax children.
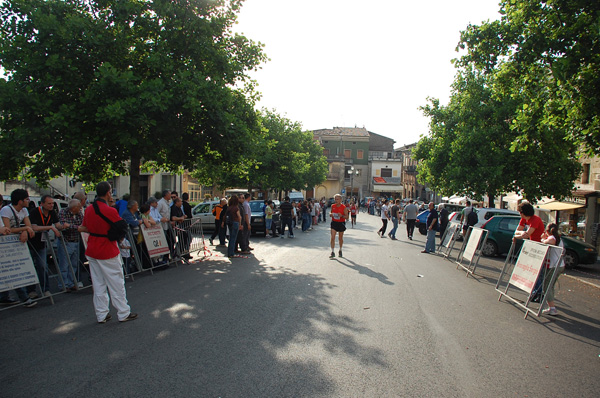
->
<box><xmin>89</xmin><ymin>201</ymin><xmax>129</xmax><ymax>241</ymax></box>
<box><xmin>467</xmin><ymin>208</ymin><xmax>478</xmax><ymax>227</ymax></box>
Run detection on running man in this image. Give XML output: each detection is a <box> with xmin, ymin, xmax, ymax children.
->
<box><xmin>349</xmin><ymin>200</ymin><xmax>358</xmax><ymax>228</ymax></box>
<box><xmin>329</xmin><ymin>194</ymin><xmax>349</xmax><ymax>258</ymax></box>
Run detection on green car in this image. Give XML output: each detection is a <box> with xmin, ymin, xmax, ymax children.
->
<box><xmin>481</xmin><ymin>215</ymin><xmax>598</xmax><ymax>269</ymax></box>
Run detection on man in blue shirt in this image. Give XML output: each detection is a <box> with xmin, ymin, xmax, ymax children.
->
<box><xmin>422</xmin><ymin>202</ymin><xmax>438</xmax><ymax>254</ymax></box>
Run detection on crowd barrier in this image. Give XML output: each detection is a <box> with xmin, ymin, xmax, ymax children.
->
<box><xmin>455</xmin><ymin>226</ymin><xmax>489</xmax><ymax>277</ymax></box>
<box><xmin>0</xmin><ymin>230</ymin><xmax>92</xmax><ymax>311</ymax></box>
<box><xmin>495</xmin><ymin>240</ymin><xmax>565</xmax><ymax>319</ymax></box>
<box><xmin>438</xmin><ymin>223</ymin><xmax>461</xmax><ymax>260</ymax></box>
<box><xmin>1</xmin><ymin>218</ymin><xmax>209</xmax><ymax>311</ymax></box>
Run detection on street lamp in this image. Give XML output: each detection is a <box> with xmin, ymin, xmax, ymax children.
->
<box><xmin>347</xmin><ymin>166</ymin><xmax>360</xmax><ymax>203</ymax></box>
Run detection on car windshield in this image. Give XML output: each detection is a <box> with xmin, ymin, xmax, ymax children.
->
<box><xmin>249</xmin><ymin>201</ymin><xmax>264</xmax><ymax>212</ymax></box>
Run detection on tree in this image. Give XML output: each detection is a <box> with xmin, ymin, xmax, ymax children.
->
<box><xmin>0</xmin><ymin>0</ymin><xmax>267</xmax><ymax>201</ymax></box>
<box><xmin>192</xmin><ymin>109</ymin><xmax>328</xmax><ymax>194</ymax></box>
<box><xmin>457</xmin><ymin>0</ymin><xmax>600</xmax><ymax>155</ymax></box>
<box><xmin>415</xmin><ymin>64</ymin><xmax>581</xmax><ymax>204</ymax></box>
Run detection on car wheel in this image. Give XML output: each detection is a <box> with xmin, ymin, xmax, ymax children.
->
<box><xmin>563</xmin><ymin>249</ymin><xmax>579</xmax><ymax>269</ymax></box>
<box><xmin>481</xmin><ymin>240</ymin><xmax>498</xmax><ymax>257</ymax></box>
<box><xmin>418</xmin><ymin>225</ymin><xmax>427</xmax><ymax>235</ymax></box>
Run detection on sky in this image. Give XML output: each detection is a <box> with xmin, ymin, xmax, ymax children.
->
<box><xmin>234</xmin><ymin>0</ymin><xmax>503</xmax><ymax>148</ymax></box>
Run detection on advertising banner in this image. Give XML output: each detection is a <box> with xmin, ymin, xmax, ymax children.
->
<box><xmin>0</xmin><ymin>235</ymin><xmax>39</xmax><ymax>292</ymax></box>
<box><xmin>509</xmin><ymin>240</ymin><xmax>548</xmax><ymax>293</ymax></box>
<box><xmin>141</xmin><ymin>225</ymin><xmax>170</xmax><ymax>258</ymax></box>
<box><xmin>463</xmin><ymin>228</ymin><xmax>483</xmax><ymax>261</ymax></box>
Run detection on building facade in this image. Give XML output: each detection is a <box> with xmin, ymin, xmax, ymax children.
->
<box><xmin>313</xmin><ymin>127</ymin><xmax>370</xmax><ymax>201</ymax></box>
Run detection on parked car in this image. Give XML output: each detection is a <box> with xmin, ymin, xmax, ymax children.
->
<box><xmin>481</xmin><ymin>215</ymin><xmax>598</xmax><ymax>268</ymax></box>
<box><xmin>415</xmin><ymin>210</ymin><xmax>430</xmax><ymax>235</ymax></box>
<box><xmin>472</xmin><ymin>208</ymin><xmax>519</xmax><ymax>228</ymax></box>
<box><xmin>191</xmin><ymin>200</ymin><xmax>220</xmax><ymax>231</ymax></box>
<box><xmin>248</xmin><ymin>200</ymin><xmax>280</xmax><ymax>235</ymax></box>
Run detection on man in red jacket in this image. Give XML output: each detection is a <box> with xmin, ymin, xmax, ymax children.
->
<box><xmin>79</xmin><ymin>182</ymin><xmax>137</xmax><ymax>324</ymax></box>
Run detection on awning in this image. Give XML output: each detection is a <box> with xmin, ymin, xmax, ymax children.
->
<box><xmin>448</xmin><ymin>196</ymin><xmax>466</xmax><ymax>204</ymax></box>
<box><xmin>502</xmin><ymin>193</ymin><xmax>523</xmax><ymax>202</ymax></box>
<box><xmin>372</xmin><ymin>185</ymin><xmax>403</xmax><ymax>192</ymax></box>
<box><xmin>536</xmin><ymin>201</ymin><xmax>585</xmax><ymax>211</ymax></box>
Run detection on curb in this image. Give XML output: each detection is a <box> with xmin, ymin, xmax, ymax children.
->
<box><xmin>563</xmin><ymin>273</ymin><xmax>600</xmax><ymax>290</ymax></box>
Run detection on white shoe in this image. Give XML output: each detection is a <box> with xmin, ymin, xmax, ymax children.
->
<box><xmin>543</xmin><ymin>307</ymin><xmax>558</xmax><ymax>316</ymax></box>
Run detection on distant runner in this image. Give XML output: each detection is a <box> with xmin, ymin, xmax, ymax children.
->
<box><xmin>329</xmin><ymin>194</ymin><xmax>349</xmax><ymax>258</ymax></box>
<box><xmin>349</xmin><ymin>200</ymin><xmax>358</xmax><ymax>228</ymax></box>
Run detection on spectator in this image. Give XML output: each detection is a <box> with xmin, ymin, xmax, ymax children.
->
<box><xmin>513</xmin><ymin>201</ymin><xmax>544</xmax><ymax>243</ymax></box>
<box><xmin>265</xmin><ymin>200</ymin><xmax>274</xmax><ymax>238</ymax></box>
<box><xmin>388</xmin><ymin>199</ymin><xmax>400</xmax><ymax>239</ymax></box>
<box><xmin>279</xmin><ymin>196</ymin><xmax>295</xmax><ymax>238</ymax></box>
<box><xmin>122</xmin><ymin>200</ymin><xmax>142</xmax><ymax>240</ymax></box>
<box><xmin>241</xmin><ymin>193</ymin><xmax>252</xmax><ymax>253</ymax></box>
<box><xmin>157</xmin><ymin>190</ymin><xmax>173</xmax><ymax>260</ymax></box>
<box><xmin>540</xmin><ymin>223</ymin><xmax>565</xmax><ymax>316</ymax></box>
<box><xmin>438</xmin><ymin>203</ymin><xmax>449</xmax><ymax>244</ymax></box>
<box><xmin>225</xmin><ymin>195</ymin><xmax>242</xmax><ymax>258</ymax></box>
<box><xmin>181</xmin><ymin>192</ymin><xmax>192</xmax><ymax>219</ymax></box>
<box><xmin>301</xmin><ymin>200</ymin><xmax>311</xmax><ymax>232</ymax></box>
<box><xmin>119</xmin><ymin>236</ymin><xmax>133</xmax><ymax>274</ymax></box>
<box><xmin>0</xmin><ymin>190</ymin><xmax>37</xmax><ymax>307</ymax></box>
<box><xmin>78</xmin><ymin>181</ymin><xmax>137</xmax><ymax>323</ymax></box>
<box><xmin>147</xmin><ymin>197</ymin><xmax>162</xmax><ymax>225</ymax></box>
<box><xmin>57</xmin><ymin>199</ymin><xmax>85</xmax><ymax>292</ymax></box>
<box><xmin>403</xmin><ymin>199</ymin><xmax>418</xmax><ymax>240</ymax></box>
<box><xmin>377</xmin><ymin>200</ymin><xmax>390</xmax><ymax>238</ymax></box>
<box><xmin>422</xmin><ymin>202</ymin><xmax>438</xmax><ymax>254</ymax></box>
<box><xmin>115</xmin><ymin>193</ymin><xmax>130</xmax><ymax>216</ymax></box>
<box><xmin>29</xmin><ymin>195</ymin><xmax>63</xmax><ymax>296</ymax></box>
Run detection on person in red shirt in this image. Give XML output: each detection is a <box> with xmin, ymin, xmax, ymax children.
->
<box><xmin>349</xmin><ymin>200</ymin><xmax>358</xmax><ymax>228</ymax></box>
<box><xmin>79</xmin><ymin>182</ymin><xmax>137</xmax><ymax>324</ymax></box>
<box><xmin>329</xmin><ymin>194</ymin><xmax>349</xmax><ymax>258</ymax></box>
<box><xmin>513</xmin><ymin>201</ymin><xmax>545</xmax><ymax>243</ymax></box>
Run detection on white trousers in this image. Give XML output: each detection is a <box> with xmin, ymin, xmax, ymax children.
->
<box><xmin>87</xmin><ymin>255</ymin><xmax>131</xmax><ymax>322</ymax></box>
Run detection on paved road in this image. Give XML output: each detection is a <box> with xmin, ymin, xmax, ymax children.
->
<box><xmin>1</xmin><ymin>214</ymin><xmax>599</xmax><ymax>397</ymax></box>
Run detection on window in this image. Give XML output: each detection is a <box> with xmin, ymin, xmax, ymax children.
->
<box><xmin>192</xmin><ymin>203</ymin><xmax>211</xmax><ymax>215</ymax></box>
<box><xmin>323</xmin><ymin>148</ymin><xmax>330</xmax><ymax>156</ymax></box>
<box><xmin>344</xmin><ymin>149</ymin><xmax>351</xmax><ymax>158</ymax></box>
<box><xmin>582</xmin><ymin>163</ymin><xmax>590</xmax><ymax>184</ymax></box>
<box><xmin>357</xmin><ymin>149</ymin><xmax>364</xmax><ymax>159</ymax></box>
<box><xmin>381</xmin><ymin>168</ymin><xmax>392</xmax><ymax>177</ymax></box>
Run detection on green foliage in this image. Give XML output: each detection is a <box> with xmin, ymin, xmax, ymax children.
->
<box><xmin>416</xmin><ymin>0</ymin><xmax>588</xmax><ymax>203</ymax></box>
<box><xmin>0</xmin><ymin>0</ymin><xmax>266</xmax><ymax>196</ymax></box>
<box><xmin>457</xmin><ymin>0</ymin><xmax>600</xmax><ymax>155</ymax></box>
<box><xmin>192</xmin><ymin>109</ymin><xmax>328</xmax><ymax>192</ymax></box>
<box><xmin>415</xmin><ymin>63</ymin><xmax>580</xmax><ymax>203</ymax></box>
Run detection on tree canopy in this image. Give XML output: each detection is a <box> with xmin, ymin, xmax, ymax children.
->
<box><xmin>414</xmin><ymin>0</ymin><xmax>590</xmax><ymax>204</ymax></box>
<box><xmin>0</xmin><ymin>0</ymin><xmax>267</xmax><ymax>200</ymax></box>
<box><xmin>192</xmin><ymin>108</ymin><xmax>328</xmax><ymax>194</ymax></box>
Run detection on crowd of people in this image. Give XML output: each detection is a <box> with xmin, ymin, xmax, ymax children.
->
<box><xmin>1</xmin><ymin>186</ymin><xmax>564</xmax><ymax>319</ymax></box>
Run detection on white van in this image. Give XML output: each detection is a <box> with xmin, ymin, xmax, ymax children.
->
<box><xmin>289</xmin><ymin>191</ymin><xmax>304</xmax><ymax>203</ymax></box>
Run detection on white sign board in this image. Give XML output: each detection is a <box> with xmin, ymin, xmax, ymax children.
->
<box><xmin>141</xmin><ymin>225</ymin><xmax>170</xmax><ymax>258</ymax></box>
<box><xmin>509</xmin><ymin>240</ymin><xmax>548</xmax><ymax>293</ymax></box>
<box><xmin>0</xmin><ymin>235</ymin><xmax>39</xmax><ymax>292</ymax></box>
<box><xmin>442</xmin><ymin>224</ymin><xmax>458</xmax><ymax>248</ymax></box>
<box><xmin>463</xmin><ymin>228</ymin><xmax>484</xmax><ymax>261</ymax></box>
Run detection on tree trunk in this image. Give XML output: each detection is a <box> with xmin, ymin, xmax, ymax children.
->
<box><xmin>129</xmin><ymin>153</ymin><xmax>141</xmax><ymax>203</ymax></box>
<box><xmin>487</xmin><ymin>193</ymin><xmax>495</xmax><ymax>208</ymax></box>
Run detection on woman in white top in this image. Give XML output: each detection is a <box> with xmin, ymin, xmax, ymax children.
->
<box><xmin>540</xmin><ymin>223</ymin><xmax>565</xmax><ymax>316</ymax></box>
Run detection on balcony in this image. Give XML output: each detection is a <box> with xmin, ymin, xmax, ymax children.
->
<box><xmin>404</xmin><ymin>165</ymin><xmax>417</xmax><ymax>173</ymax></box>
<box><xmin>327</xmin><ymin>172</ymin><xmax>341</xmax><ymax>180</ymax></box>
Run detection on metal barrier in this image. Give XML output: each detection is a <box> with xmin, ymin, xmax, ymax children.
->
<box><xmin>455</xmin><ymin>226</ymin><xmax>489</xmax><ymax>277</ymax></box>
<box><xmin>171</xmin><ymin>218</ymin><xmax>207</xmax><ymax>263</ymax></box>
<box><xmin>438</xmin><ymin>223</ymin><xmax>461</xmax><ymax>260</ymax></box>
<box><xmin>495</xmin><ymin>240</ymin><xmax>565</xmax><ymax>319</ymax></box>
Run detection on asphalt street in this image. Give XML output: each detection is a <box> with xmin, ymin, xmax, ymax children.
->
<box><xmin>1</xmin><ymin>213</ymin><xmax>599</xmax><ymax>397</ymax></box>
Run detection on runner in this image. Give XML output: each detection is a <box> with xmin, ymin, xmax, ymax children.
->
<box><xmin>349</xmin><ymin>200</ymin><xmax>358</xmax><ymax>228</ymax></box>
<box><xmin>329</xmin><ymin>194</ymin><xmax>349</xmax><ymax>258</ymax></box>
